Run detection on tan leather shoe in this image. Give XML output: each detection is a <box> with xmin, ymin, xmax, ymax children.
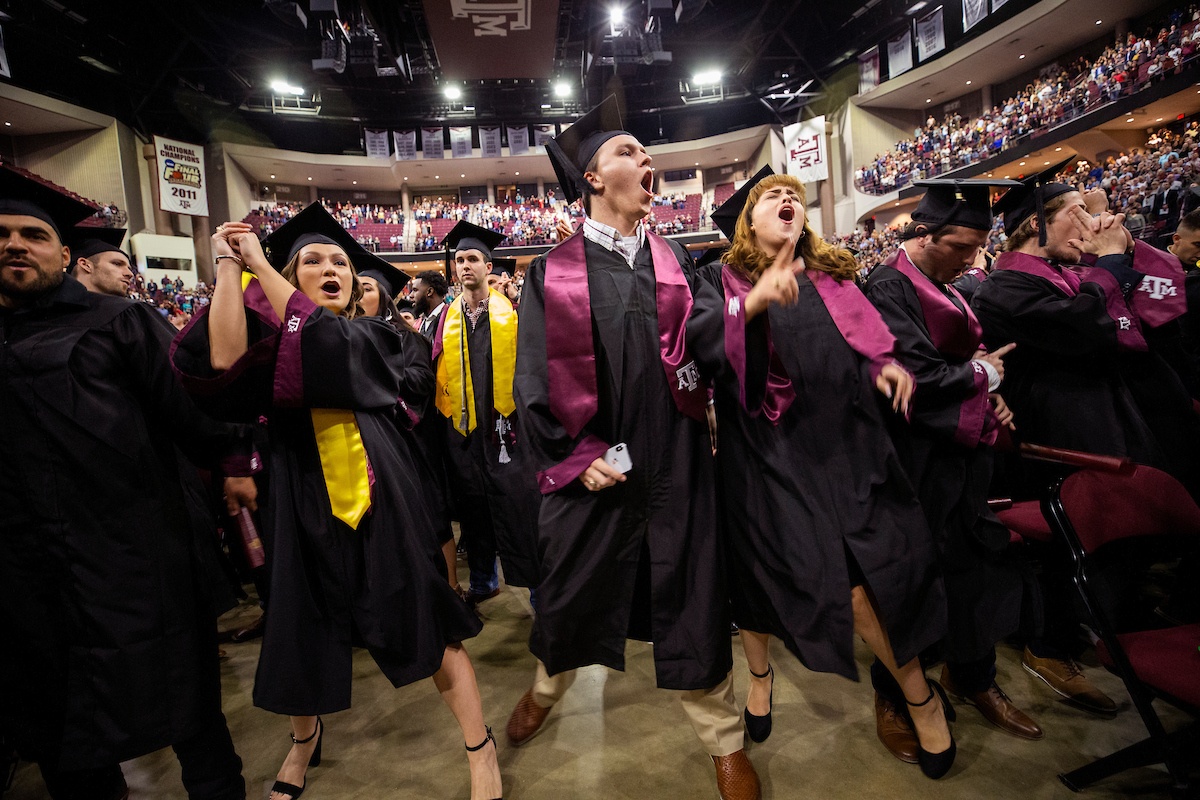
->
<box><xmin>940</xmin><ymin>666</ymin><xmax>1043</xmax><ymax>740</ymax></box>
<box><xmin>874</xmin><ymin>691</ymin><xmax>919</xmax><ymax>764</ymax></box>
<box><xmin>506</xmin><ymin>688</ymin><xmax>552</xmax><ymax>746</ymax></box>
<box><xmin>712</xmin><ymin>749</ymin><xmax>762</xmax><ymax>800</ymax></box>
<box><xmin>1022</xmin><ymin>647</ymin><xmax>1117</xmax><ymax>715</ymax></box>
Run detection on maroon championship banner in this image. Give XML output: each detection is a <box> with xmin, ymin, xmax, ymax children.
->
<box><xmin>422</xmin><ymin>0</ymin><xmax>560</xmax><ymax>80</ymax></box>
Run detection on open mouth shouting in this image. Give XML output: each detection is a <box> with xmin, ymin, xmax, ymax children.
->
<box><xmin>778</xmin><ymin>205</ymin><xmax>796</xmax><ymax>223</ymax></box>
<box><xmin>320</xmin><ymin>278</ymin><xmax>342</xmax><ymax>299</ymax></box>
<box><xmin>640</xmin><ymin>169</ymin><xmax>654</xmax><ymax>197</ymax></box>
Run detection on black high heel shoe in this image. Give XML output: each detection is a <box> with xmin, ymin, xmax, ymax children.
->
<box><xmin>465</xmin><ymin>726</ymin><xmax>502</xmax><ymax>800</ymax></box>
<box><xmin>270</xmin><ymin>717</ymin><xmax>323</xmax><ymax>800</ymax></box>
<box><xmin>907</xmin><ymin>681</ymin><xmax>955</xmax><ymax>780</ymax></box>
<box><xmin>743</xmin><ymin>665</ymin><xmax>774</xmax><ymax>744</ymax></box>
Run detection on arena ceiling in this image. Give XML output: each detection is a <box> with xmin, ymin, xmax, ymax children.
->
<box><xmin>0</xmin><ymin>0</ymin><xmax>1073</xmax><ymax>152</ymax></box>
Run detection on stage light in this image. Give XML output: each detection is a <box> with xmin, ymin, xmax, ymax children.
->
<box><xmin>270</xmin><ymin>80</ymin><xmax>304</xmax><ymax>95</ymax></box>
<box><xmin>693</xmin><ymin>69</ymin><xmax>722</xmax><ymax>85</ymax></box>
<box><xmin>1019</xmin><ymin>54</ymin><xmax>1026</xmax><ymax>59</ymax></box>
<box><xmin>444</xmin><ymin>86</ymin><xmax>462</xmax><ymax>101</ymax></box>
<box><xmin>541</xmin><ymin>104</ymin><xmax>552</xmax><ymax>109</ymax></box>
<box><xmin>554</xmin><ymin>82</ymin><xmax>572</xmax><ymax>98</ymax></box>
<box><xmin>610</xmin><ymin>6</ymin><xmax>624</xmax><ymax>24</ymax></box>
<box><xmin>270</xmin><ymin>174</ymin><xmax>276</xmax><ymax>179</ymax></box>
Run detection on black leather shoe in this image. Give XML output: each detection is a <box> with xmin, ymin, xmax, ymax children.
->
<box><xmin>907</xmin><ymin>681</ymin><xmax>955</xmax><ymax>780</ymax></box>
<box><xmin>743</xmin><ymin>665</ymin><xmax>773</xmax><ymax>744</ymax></box>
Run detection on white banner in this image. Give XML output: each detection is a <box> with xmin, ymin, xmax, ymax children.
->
<box><xmin>422</xmin><ymin>127</ymin><xmax>445</xmax><ymax>159</ymax></box>
<box><xmin>394</xmin><ymin>130</ymin><xmax>418</xmax><ymax>161</ymax></box>
<box><xmin>364</xmin><ymin>128</ymin><xmax>390</xmax><ymax>158</ymax></box>
<box><xmin>992</xmin><ymin>0</ymin><xmax>1010</xmax><ymax>9</ymax></box>
<box><xmin>533</xmin><ymin>124</ymin><xmax>555</xmax><ymax>151</ymax></box>
<box><xmin>963</xmin><ymin>0</ymin><xmax>987</xmax><ymax>31</ymax></box>
<box><xmin>154</xmin><ymin>135</ymin><xmax>209</xmax><ymax>217</ymax></box>
<box><xmin>0</xmin><ymin>26</ymin><xmax>10</xmax><ymax>79</ymax></box>
<box><xmin>887</xmin><ymin>31</ymin><xmax>913</xmax><ymax>79</ymax></box>
<box><xmin>507</xmin><ymin>125</ymin><xmax>529</xmax><ymax>156</ymax></box>
<box><xmin>449</xmin><ymin>126</ymin><xmax>473</xmax><ymax>158</ymax></box>
<box><xmin>479</xmin><ymin>126</ymin><xmax>502</xmax><ymax>158</ymax></box>
<box><xmin>915</xmin><ymin>7</ymin><xmax>945</xmax><ymax>62</ymax></box>
<box><xmin>858</xmin><ymin>47</ymin><xmax>880</xmax><ymax>94</ymax></box>
<box><xmin>783</xmin><ymin>116</ymin><xmax>828</xmax><ymax>184</ymax></box>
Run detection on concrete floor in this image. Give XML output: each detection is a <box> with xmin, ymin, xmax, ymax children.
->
<box><xmin>7</xmin><ymin>583</ymin><xmax>1194</xmax><ymax>799</ymax></box>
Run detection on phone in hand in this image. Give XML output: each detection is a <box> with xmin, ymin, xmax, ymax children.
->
<box><xmin>604</xmin><ymin>442</ymin><xmax>633</xmax><ymax>474</ymax></box>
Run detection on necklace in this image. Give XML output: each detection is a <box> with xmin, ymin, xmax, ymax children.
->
<box><xmin>463</xmin><ymin>297</ymin><xmax>488</xmax><ymax>330</ymax></box>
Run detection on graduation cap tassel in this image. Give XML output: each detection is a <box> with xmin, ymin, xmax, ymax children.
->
<box><xmin>496</xmin><ymin>418</ymin><xmax>512</xmax><ymax>464</ymax></box>
<box><xmin>498</xmin><ymin>443</ymin><xmax>511</xmax><ymax>465</ymax></box>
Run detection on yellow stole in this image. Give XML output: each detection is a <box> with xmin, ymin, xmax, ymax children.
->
<box><xmin>244</xmin><ymin>271</ymin><xmax>372</xmax><ymax>530</ymax></box>
<box><xmin>435</xmin><ymin>289</ymin><xmax>518</xmax><ymax>435</ymax></box>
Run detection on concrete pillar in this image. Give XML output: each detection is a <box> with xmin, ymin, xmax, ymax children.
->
<box><xmin>308</xmin><ymin>185</ymin><xmax>318</xmax><ymax>203</ymax></box>
<box><xmin>401</xmin><ymin>184</ymin><xmax>412</xmax><ymax>217</ymax></box>
<box><xmin>193</xmin><ymin>215</ymin><xmax>213</xmax><ymax>286</ymax></box>
<box><xmin>487</xmin><ymin>179</ymin><xmax>496</xmax><ymax>204</ymax></box>
<box><xmin>142</xmin><ymin>143</ymin><xmax>175</xmax><ymax>235</ymax></box>
<box><xmin>980</xmin><ymin>84</ymin><xmax>993</xmax><ymax>113</ymax></box>
<box><xmin>536</xmin><ymin>177</ymin><xmax>545</xmax><ymax>198</ymax></box>
<box><xmin>819</xmin><ymin>180</ymin><xmax>835</xmax><ymax>238</ymax></box>
<box><xmin>1115</xmin><ymin>18</ymin><xmax>1130</xmax><ymax>43</ymax></box>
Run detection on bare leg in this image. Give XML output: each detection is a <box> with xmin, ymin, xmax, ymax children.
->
<box><xmin>739</xmin><ymin>629</ymin><xmax>773</xmax><ymax>717</ymax></box>
<box><xmin>851</xmin><ymin>586</ymin><xmax>951</xmax><ymax>755</ymax></box>
<box><xmin>442</xmin><ymin>538</ymin><xmax>461</xmax><ymax>591</ymax></box>
<box><xmin>270</xmin><ymin>715</ymin><xmax>320</xmax><ymax>800</ymax></box>
<box><xmin>433</xmin><ymin>643</ymin><xmax>502</xmax><ymax>800</ymax></box>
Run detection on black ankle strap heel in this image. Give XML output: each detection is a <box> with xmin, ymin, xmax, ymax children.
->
<box><xmin>465</xmin><ymin>725</ymin><xmax>496</xmax><ymax>752</ymax></box>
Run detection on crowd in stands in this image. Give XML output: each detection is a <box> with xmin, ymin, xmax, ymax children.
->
<box><xmin>855</xmin><ymin>4</ymin><xmax>1200</xmax><ymax>194</ymax></box>
<box><xmin>92</xmin><ymin>202</ymin><xmax>127</xmax><ymax>227</ymax></box>
<box><xmin>128</xmin><ymin>274</ymin><xmax>212</xmax><ymax>329</ymax></box>
<box><xmin>245</xmin><ymin>199</ymin><xmax>403</xmax><ymax>236</ymax></box>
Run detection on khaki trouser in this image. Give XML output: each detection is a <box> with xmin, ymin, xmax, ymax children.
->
<box><xmin>531</xmin><ymin>660</ymin><xmax>744</xmax><ymax>757</ymax></box>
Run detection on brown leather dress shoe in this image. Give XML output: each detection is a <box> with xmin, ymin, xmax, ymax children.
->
<box><xmin>1022</xmin><ymin>647</ymin><xmax>1118</xmax><ymax>715</ymax></box>
<box><xmin>506</xmin><ymin>689</ymin><xmax>552</xmax><ymax>746</ymax></box>
<box><xmin>940</xmin><ymin>666</ymin><xmax>1043</xmax><ymax>740</ymax></box>
<box><xmin>231</xmin><ymin>612</ymin><xmax>265</xmax><ymax>643</ymax></box>
<box><xmin>874</xmin><ymin>691</ymin><xmax>919</xmax><ymax>764</ymax></box>
<box><xmin>712</xmin><ymin>749</ymin><xmax>761</xmax><ymax>800</ymax></box>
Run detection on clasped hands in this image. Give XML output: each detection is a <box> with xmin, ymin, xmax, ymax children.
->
<box><xmin>212</xmin><ymin>221</ymin><xmax>267</xmax><ymax>272</ymax></box>
<box><xmin>1066</xmin><ymin>194</ymin><xmax>1133</xmax><ymax>257</ymax></box>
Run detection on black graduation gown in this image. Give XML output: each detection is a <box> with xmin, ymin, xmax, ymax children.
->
<box><xmin>971</xmin><ymin>259</ymin><xmax>1200</xmax><ymax>497</ymax></box>
<box><xmin>440</xmin><ymin>306</ymin><xmax>541</xmax><ymax>588</ymax></box>
<box><xmin>172</xmin><ymin>290</ymin><xmax>481</xmax><ymax>715</ymax></box>
<box><xmin>701</xmin><ymin>264</ymin><xmax>945</xmax><ymax>679</ymax></box>
<box><xmin>515</xmin><ymin>238</ymin><xmax>732</xmax><ymax>691</ymax></box>
<box><xmin>0</xmin><ymin>277</ymin><xmax>254</xmax><ymax>770</ymax></box>
<box><xmin>866</xmin><ymin>263</ymin><xmax>1022</xmax><ymax>663</ymax></box>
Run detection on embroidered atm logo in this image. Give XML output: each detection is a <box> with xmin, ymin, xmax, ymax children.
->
<box><xmin>727</xmin><ymin>297</ymin><xmax>741</xmax><ymax>317</ymax></box>
<box><xmin>1118</xmin><ymin>316</ymin><xmax>1132</xmax><ymax>330</ymax></box>
<box><xmin>1137</xmin><ymin>275</ymin><xmax>1177</xmax><ymax>300</ymax></box>
<box><xmin>287</xmin><ymin>315</ymin><xmax>301</xmax><ymax>333</ymax></box>
<box><xmin>676</xmin><ymin>361</ymin><xmax>700</xmax><ymax>391</ymax></box>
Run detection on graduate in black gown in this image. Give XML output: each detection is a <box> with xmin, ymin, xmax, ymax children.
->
<box><xmin>865</xmin><ymin>179</ymin><xmax>1044</xmax><ymax>750</ymax></box>
<box><xmin>358</xmin><ymin>262</ymin><xmax>462</xmax><ymax>593</ymax></box>
<box><xmin>170</xmin><ymin>204</ymin><xmax>502</xmax><ymax>800</ymax></box>
<box><xmin>971</xmin><ymin>164</ymin><xmax>1199</xmax><ymax>497</ymax></box>
<box><xmin>0</xmin><ymin>167</ymin><xmax>253</xmax><ymax>800</ymax></box>
<box><xmin>703</xmin><ymin>168</ymin><xmax>955</xmax><ymax>780</ymax></box>
<box><xmin>504</xmin><ymin>97</ymin><xmax>762</xmax><ymax>800</ymax></box>
<box><xmin>432</xmin><ymin>221</ymin><xmax>540</xmax><ymax>606</ymax></box>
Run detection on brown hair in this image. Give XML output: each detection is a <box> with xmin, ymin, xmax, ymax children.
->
<box><xmin>722</xmin><ymin>173</ymin><xmax>859</xmax><ymax>283</ymax></box>
<box><xmin>279</xmin><ymin>246</ymin><xmax>364</xmax><ymax>319</ymax></box>
<box><xmin>1003</xmin><ymin>192</ymin><xmax>1073</xmax><ymax>252</ymax></box>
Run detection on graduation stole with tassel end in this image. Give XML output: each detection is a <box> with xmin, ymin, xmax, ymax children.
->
<box><xmin>244</xmin><ymin>271</ymin><xmax>372</xmax><ymax>530</ymax></box>
<box><xmin>433</xmin><ymin>290</ymin><xmax>518</xmax><ymax>462</ymax></box>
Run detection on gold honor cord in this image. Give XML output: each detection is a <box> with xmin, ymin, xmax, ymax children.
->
<box><xmin>435</xmin><ymin>290</ymin><xmax>518</xmax><ymax>435</ymax></box>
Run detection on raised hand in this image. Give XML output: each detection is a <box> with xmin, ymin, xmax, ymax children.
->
<box><xmin>745</xmin><ymin>241</ymin><xmax>805</xmax><ymax>320</ymax></box>
<box><xmin>973</xmin><ymin>342</ymin><xmax>1016</xmax><ymax>384</ymax></box>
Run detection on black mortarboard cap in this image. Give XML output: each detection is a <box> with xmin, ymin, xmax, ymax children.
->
<box><xmin>910</xmin><ymin>178</ymin><xmax>1021</xmax><ymax>232</ymax></box>
<box><xmin>992</xmin><ymin>158</ymin><xmax>1077</xmax><ymax>245</ymax></box>
<box><xmin>396</xmin><ymin>297</ymin><xmax>415</xmax><ymax>313</ymax></box>
<box><xmin>490</xmin><ymin>256</ymin><xmax>517</xmax><ymax>277</ymax></box>
<box><xmin>358</xmin><ymin>264</ymin><xmax>410</xmax><ymax>297</ymax></box>
<box><xmin>711</xmin><ymin>165</ymin><xmax>775</xmax><ymax>241</ymax></box>
<box><xmin>696</xmin><ymin>245</ymin><xmax>727</xmax><ymax>268</ymax></box>
<box><xmin>440</xmin><ymin>220</ymin><xmax>506</xmax><ymax>262</ymax></box>
<box><xmin>546</xmin><ymin>95</ymin><xmax>629</xmax><ymax>204</ymax></box>
<box><xmin>261</xmin><ymin>201</ymin><xmax>394</xmax><ymax>274</ymax></box>
<box><xmin>0</xmin><ymin>164</ymin><xmax>97</xmax><ymax>239</ymax></box>
<box><xmin>70</xmin><ymin>227</ymin><xmax>128</xmax><ymax>262</ymax></box>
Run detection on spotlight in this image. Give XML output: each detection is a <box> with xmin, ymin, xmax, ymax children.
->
<box><xmin>693</xmin><ymin>69</ymin><xmax>722</xmax><ymax>85</ymax></box>
<box><xmin>554</xmin><ymin>82</ymin><xmax>572</xmax><ymax>98</ymax></box>
<box><xmin>270</xmin><ymin>79</ymin><xmax>304</xmax><ymax>95</ymax></box>
<box><xmin>444</xmin><ymin>86</ymin><xmax>462</xmax><ymax>101</ymax></box>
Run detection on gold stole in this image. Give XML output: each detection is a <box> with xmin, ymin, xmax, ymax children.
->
<box><xmin>435</xmin><ymin>290</ymin><xmax>518</xmax><ymax>435</ymax></box>
<box><xmin>244</xmin><ymin>271</ymin><xmax>372</xmax><ymax>529</ymax></box>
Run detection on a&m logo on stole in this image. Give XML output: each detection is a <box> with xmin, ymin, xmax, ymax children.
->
<box><xmin>676</xmin><ymin>361</ymin><xmax>700</xmax><ymax>392</ymax></box>
<box><xmin>287</xmin><ymin>315</ymin><xmax>301</xmax><ymax>333</ymax></box>
<box><xmin>1137</xmin><ymin>275</ymin><xmax>1177</xmax><ymax>301</ymax></box>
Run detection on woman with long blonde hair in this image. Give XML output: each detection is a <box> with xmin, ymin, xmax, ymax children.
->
<box><xmin>703</xmin><ymin>169</ymin><xmax>956</xmax><ymax>779</ymax></box>
<box><xmin>171</xmin><ymin>203</ymin><xmax>502</xmax><ymax>800</ymax></box>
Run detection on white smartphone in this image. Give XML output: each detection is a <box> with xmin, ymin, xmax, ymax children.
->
<box><xmin>604</xmin><ymin>442</ymin><xmax>633</xmax><ymax>474</ymax></box>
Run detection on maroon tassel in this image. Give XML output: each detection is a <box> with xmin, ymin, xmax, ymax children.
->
<box><xmin>236</xmin><ymin>507</ymin><xmax>266</xmax><ymax>569</ymax></box>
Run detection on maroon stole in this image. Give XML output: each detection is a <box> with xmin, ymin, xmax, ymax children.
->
<box><xmin>993</xmin><ymin>251</ymin><xmax>1148</xmax><ymax>352</ymax></box>
<box><xmin>543</xmin><ymin>228</ymin><xmax>708</xmax><ymax>438</ymax></box>
<box><xmin>886</xmin><ymin>249</ymin><xmax>997</xmax><ymax>447</ymax></box>
<box><xmin>720</xmin><ymin>265</ymin><xmax>905</xmax><ymax>425</ymax></box>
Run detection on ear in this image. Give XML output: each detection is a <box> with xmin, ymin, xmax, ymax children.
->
<box><xmin>61</xmin><ymin>246</ymin><xmax>73</xmax><ymax>271</ymax></box>
<box><xmin>584</xmin><ymin>169</ymin><xmax>604</xmax><ymax>195</ymax></box>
